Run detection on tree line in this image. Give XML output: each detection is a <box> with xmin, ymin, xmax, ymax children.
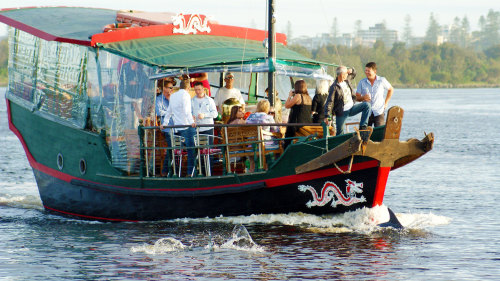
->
<box><xmin>290</xmin><ymin>41</ymin><xmax>500</xmax><ymax>87</ymax></box>
<box><xmin>0</xmin><ymin>38</ymin><xmax>7</xmax><ymax>86</ymax></box>
<box><xmin>1</xmin><ymin>37</ymin><xmax>500</xmax><ymax>88</ymax></box>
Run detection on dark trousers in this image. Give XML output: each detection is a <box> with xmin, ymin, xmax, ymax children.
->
<box><xmin>368</xmin><ymin>113</ymin><xmax>385</xmax><ymax>127</ymax></box>
<box><xmin>161</xmin><ymin>131</ymin><xmax>173</xmax><ymax>175</ymax></box>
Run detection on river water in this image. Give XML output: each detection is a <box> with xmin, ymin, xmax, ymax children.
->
<box><xmin>0</xmin><ymin>87</ymin><xmax>499</xmax><ymax>280</ymax></box>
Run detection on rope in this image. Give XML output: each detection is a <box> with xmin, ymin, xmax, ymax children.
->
<box><xmin>333</xmin><ymin>155</ymin><xmax>354</xmax><ymax>174</ymax></box>
<box><xmin>239</xmin><ymin>28</ymin><xmax>249</xmax><ymax>90</ymax></box>
<box><xmin>319</xmin><ymin>0</ymin><xmax>343</xmax><ymax>66</ymax></box>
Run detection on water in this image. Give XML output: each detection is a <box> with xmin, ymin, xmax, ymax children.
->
<box><xmin>1</xmin><ymin>87</ymin><xmax>499</xmax><ymax>280</ymax></box>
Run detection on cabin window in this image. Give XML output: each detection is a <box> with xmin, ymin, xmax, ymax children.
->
<box><xmin>87</xmin><ymin>50</ymin><xmax>156</xmax><ymax>174</ymax></box>
<box><xmin>7</xmin><ymin>28</ymin><xmax>88</xmax><ymax>128</ymax></box>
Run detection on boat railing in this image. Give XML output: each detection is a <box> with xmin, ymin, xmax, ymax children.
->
<box><xmin>137</xmin><ymin>121</ymin><xmax>332</xmax><ymax>178</ymax></box>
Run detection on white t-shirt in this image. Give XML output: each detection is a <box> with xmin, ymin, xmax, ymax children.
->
<box><xmin>163</xmin><ymin>89</ymin><xmax>194</xmax><ymax>132</ymax></box>
<box><xmin>214</xmin><ymin>87</ymin><xmax>245</xmax><ymax>112</ymax></box>
<box><xmin>339</xmin><ymin>81</ymin><xmax>353</xmax><ymax>111</ymax></box>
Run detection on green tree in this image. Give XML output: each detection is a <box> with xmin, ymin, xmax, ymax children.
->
<box><xmin>286</xmin><ymin>21</ymin><xmax>293</xmax><ymax>40</ymax></box>
<box><xmin>449</xmin><ymin>17</ymin><xmax>461</xmax><ymax>45</ymax></box>
<box><xmin>484</xmin><ymin>45</ymin><xmax>500</xmax><ymax>59</ymax></box>
<box><xmin>0</xmin><ymin>38</ymin><xmax>8</xmax><ymax>85</ymax></box>
<box><xmin>403</xmin><ymin>14</ymin><xmax>413</xmax><ymax>46</ymax></box>
<box><xmin>425</xmin><ymin>13</ymin><xmax>441</xmax><ymax>44</ymax></box>
<box><xmin>460</xmin><ymin>16</ymin><xmax>470</xmax><ymax>48</ymax></box>
<box><xmin>331</xmin><ymin>17</ymin><xmax>338</xmax><ymax>38</ymax></box>
<box><xmin>354</xmin><ymin>20</ymin><xmax>362</xmax><ymax>37</ymax></box>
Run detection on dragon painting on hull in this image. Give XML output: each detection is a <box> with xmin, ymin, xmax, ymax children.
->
<box><xmin>298</xmin><ymin>180</ymin><xmax>367</xmax><ymax>208</ymax></box>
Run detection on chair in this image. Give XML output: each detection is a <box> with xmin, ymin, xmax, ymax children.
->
<box><xmin>296</xmin><ymin>125</ymin><xmax>335</xmax><ymax>139</ymax></box>
<box><xmin>221</xmin><ymin>126</ymin><xmax>264</xmax><ymax>173</ymax></box>
<box><xmin>170</xmin><ymin>134</ymin><xmax>187</xmax><ymax>176</ymax></box>
<box><xmin>194</xmin><ymin>133</ymin><xmax>222</xmax><ymax>176</ymax></box>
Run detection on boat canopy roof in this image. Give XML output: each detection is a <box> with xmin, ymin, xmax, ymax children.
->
<box><xmin>0</xmin><ymin>6</ymin><xmax>335</xmax><ymax>79</ymax></box>
<box><xmin>0</xmin><ymin>7</ymin><xmax>117</xmax><ymax>45</ymax></box>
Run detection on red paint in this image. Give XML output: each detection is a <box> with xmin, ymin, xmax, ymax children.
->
<box><xmin>265</xmin><ymin>160</ymin><xmax>379</xmax><ymax>188</ymax></box>
<box><xmin>44</xmin><ymin>205</ymin><xmax>139</xmax><ymax>222</ymax></box>
<box><xmin>372</xmin><ymin>166</ymin><xmax>391</xmax><ymax>206</ymax></box>
<box><xmin>91</xmin><ymin>23</ymin><xmax>287</xmax><ymax>46</ymax></box>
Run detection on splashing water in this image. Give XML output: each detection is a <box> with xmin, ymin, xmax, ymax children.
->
<box><xmin>218</xmin><ymin>225</ymin><xmax>265</xmax><ymax>252</ymax></box>
<box><xmin>131</xmin><ymin>237</ymin><xmax>187</xmax><ymax>254</ymax></box>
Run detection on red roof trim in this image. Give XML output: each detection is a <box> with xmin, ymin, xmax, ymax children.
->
<box><xmin>91</xmin><ymin>23</ymin><xmax>287</xmax><ymax>46</ymax></box>
<box><xmin>0</xmin><ymin>14</ymin><xmax>91</xmax><ymax>46</ymax></box>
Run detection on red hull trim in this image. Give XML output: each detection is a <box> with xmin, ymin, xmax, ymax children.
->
<box><xmin>372</xmin><ymin>167</ymin><xmax>391</xmax><ymax>206</ymax></box>
<box><xmin>44</xmin><ymin>205</ymin><xmax>138</xmax><ymax>222</ymax></box>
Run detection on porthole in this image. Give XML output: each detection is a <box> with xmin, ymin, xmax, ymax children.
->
<box><xmin>79</xmin><ymin>158</ymin><xmax>87</xmax><ymax>175</ymax></box>
<box><xmin>57</xmin><ymin>153</ymin><xmax>64</xmax><ymax>170</ymax></box>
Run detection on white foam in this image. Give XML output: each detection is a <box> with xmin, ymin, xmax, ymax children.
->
<box><xmin>397</xmin><ymin>211</ymin><xmax>452</xmax><ymax>229</ymax></box>
<box><xmin>0</xmin><ymin>195</ymin><xmax>43</xmax><ymax>210</ymax></box>
<box><xmin>215</xmin><ymin>225</ymin><xmax>266</xmax><ymax>253</ymax></box>
<box><xmin>173</xmin><ymin>205</ymin><xmax>451</xmax><ymax>235</ymax></box>
<box><xmin>131</xmin><ymin>237</ymin><xmax>188</xmax><ymax>254</ymax></box>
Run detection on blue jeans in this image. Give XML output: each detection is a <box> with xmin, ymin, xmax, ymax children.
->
<box><xmin>336</xmin><ymin>102</ymin><xmax>371</xmax><ymax>136</ymax></box>
<box><xmin>177</xmin><ymin>127</ymin><xmax>196</xmax><ymax>176</ymax></box>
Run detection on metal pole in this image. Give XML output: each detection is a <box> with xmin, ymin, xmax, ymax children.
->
<box><xmin>267</xmin><ymin>0</ymin><xmax>276</xmax><ymax>107</ymax></box>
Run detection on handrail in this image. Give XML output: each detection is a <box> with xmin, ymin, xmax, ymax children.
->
<box><xmin>137</xmin><ymin>122</ymin><xmax>327</xmax><ymax>179</ymax></box>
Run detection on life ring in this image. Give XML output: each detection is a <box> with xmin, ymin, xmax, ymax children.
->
<box><xmin>103</xmin><ymin>23</ymin><xmax>134</xmax><ymax>32</ymax></box>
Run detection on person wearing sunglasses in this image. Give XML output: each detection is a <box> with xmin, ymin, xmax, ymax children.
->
<box><xmin>214</xmin><ymin>72</ymin><xmax>245</xmax><ymax>113</ymax></box>
<box><xmin>156</xmin><ymin>78</ymin><xmax>175</xmax><ymax>176</ymax></box>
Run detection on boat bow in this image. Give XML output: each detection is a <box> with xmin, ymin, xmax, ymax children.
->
<box><xmin>296</xmin><ymin>106</ymin><xmax>434</xmax><ymax>174</ymax></box>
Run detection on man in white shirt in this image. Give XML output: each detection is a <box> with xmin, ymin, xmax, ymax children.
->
<box><xmin>214</xmin><ymin>72</ymin><xmax>245</xmax><ymax>113</ymax></box>
<box><xmin>356</xmin><ymin>62</ymin><xmax>394</xmax><ymax>127</ymax></box>
<box><xmin>192</xmin><ymin>82</ymin><xmax>218</xmax><ymax>137</ymax></box>
<box><xmin>162</xmin><ymin>80</ymin><xmax>196</xmax><ymax>176</ymax></box>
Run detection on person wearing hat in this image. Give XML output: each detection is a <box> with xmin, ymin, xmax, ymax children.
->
<box><xmin>214</xmin><ymin>72</ymin><xmax>245</xmax><ymax>113</ymax></box>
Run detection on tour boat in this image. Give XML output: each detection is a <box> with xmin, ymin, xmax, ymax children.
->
<box><xmin>1</xmin><ymin>6</ymin><xmax>433</xmax><ymax>221</ymax></box>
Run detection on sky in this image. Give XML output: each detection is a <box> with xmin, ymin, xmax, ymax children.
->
<box><xmin>0</xmin><ymin>0</ymin><xmax>499</xmax><ymax>39</ymax></box>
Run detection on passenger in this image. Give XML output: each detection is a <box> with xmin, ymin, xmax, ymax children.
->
<box><xmin>355</xmin><ymin>62</ymin><xmax>394</xmax><ymax>127</ymax></box>
<box><xmin>284</xmin><ymin>80</ymin><xmax>312</xmax><ymax>148</ymax></box>
<box><xmin>311</xmin><ymin>80</ymin><xmax>330</xmax><ymax>123</ymax></box>
<box><xmin>214</xmin><ymin>72</ymin><xmax>245</xmax><ymax>113</ymax></box>
<box><xmin>246</xmin><ymin>99</ymin><xmax>279</xmax><ymax>142</ymax></box>
<box><xmin>191</xmin><ymin>81</ymin><xmax>218</xmax><ymax>138</ymax></box>
<box><xmin>119</xmin><ymin>60</ymin><xmax>148</xmax><ymax>128</ymax></box>
<box><xmin>156</xmin><ymin>79</ymin><xmax>175</xmax><ymax>177</ymax></box>
<box><xmin>185</xmin><ymin>72</ymin><xmax>211</xmax><ymax>96</ymax></box>
<box><xmin>324</xmin><ymin>66</ymin><xmax>371</xmax><ymax>135</ymax></box>
<box><xmin>162</xmin><ymin>80</ymin><xmax>197</xmax><ymax>177</ymax></box>
<box><xmin>227</xmin><ymin>105</ymin><xmax>246</xmax><ymax>125</ymax></box>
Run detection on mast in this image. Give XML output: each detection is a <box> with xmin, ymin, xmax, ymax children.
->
<box><xmin>267</xmin><ymin>0</ymin><xmax>276</xmax><ymax>106</ymax></box>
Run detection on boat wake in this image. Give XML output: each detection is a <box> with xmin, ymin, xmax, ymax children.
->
<box><xmin>131</xmin><ymin>225</ymin><xmax>265</xmax><ymax>255</ymax></box>
<box><xmin>172</xmin><ymin>205</ymin><xmax>451</xmax><ymax>235</ymax></box>
<box><xmin>0</xmin><ymin>189</ymin><xmax>43</xmax><ymax>211</ymax></box>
